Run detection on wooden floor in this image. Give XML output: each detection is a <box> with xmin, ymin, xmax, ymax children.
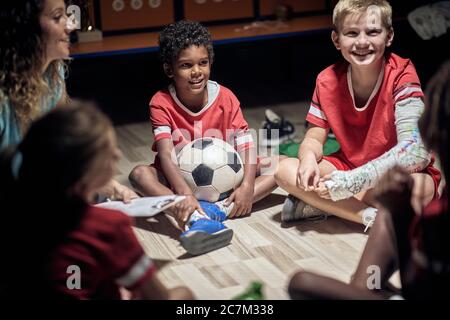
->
<box><xmin>114</xmin><ymin>102</ymin><xmax>370</xmax><ymax>300</ymax></box>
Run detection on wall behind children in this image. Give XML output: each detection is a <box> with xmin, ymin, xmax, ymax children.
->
<box><xmin>98</xmin><ymin>0</ymin><xmax>174</xmax><ymax>31</ymax></box>
<box><xmin>94</xmin><ymin>0</ymin><xmax>330</xmax><ymax>34</ymax></box>
<box><xmin>259</xmin><ymin>0</ymin><xmax>327</xmax><ymax>16</ymax></box>
<box><xmin>183</xmin><ymin>0</ymin><xmax>254</xmax><ymax>22</ymax></box>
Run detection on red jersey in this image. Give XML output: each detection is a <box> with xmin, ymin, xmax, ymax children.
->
<box><xmin>150</xmin><ymin>81</ymin><xmax>253</xmax><ymax>157</ymax></box>
<box><xmin>306</xmin><ymin>53</ymin><xmax>425</xmax><ymax>168</ymax></box>
<box><xmin>48</xmin><ymin>206</ymin><xmax>156</xmax><ymax>299</ymax></box>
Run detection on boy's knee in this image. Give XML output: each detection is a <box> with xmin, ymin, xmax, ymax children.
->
<box><xmin>288</xmin><ymin>271</ymin><xmax>316</xmax><ymax>299</ymax></box>
<box><xmin>129</xmin><ymin>165</ymin><xmax>151</xmax><ymax>186</ymax></box>
<box><xmin>274</xmin><ymin>157</ymin><xmax>298</xmax><ymax>186</ymax></box>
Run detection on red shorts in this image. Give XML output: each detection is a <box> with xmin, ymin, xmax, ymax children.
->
<box><xmin>322</xmin><ymin>153</ymin><xmax>442</xmax><ymax>200</ymax></box>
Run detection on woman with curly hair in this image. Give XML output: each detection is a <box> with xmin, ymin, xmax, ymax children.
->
<box><xmin>0</xmin><ymin>0</ymin><xmax>138</xmax><ymax>202</ymax></box>
<box><xmin>0</xmin><ymin>0</ymin><xmax>70</xmax><ymax>148</ymax></box>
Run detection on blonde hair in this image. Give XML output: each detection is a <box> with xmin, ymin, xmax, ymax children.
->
<box><xmin>332</xmin><ymin>0</ymin><xmax>392</xmax><ymax>31</ymax></box>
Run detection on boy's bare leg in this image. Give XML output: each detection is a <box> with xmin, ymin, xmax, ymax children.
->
<box><xmin>275</xmin><ymin>158</ymin><xmax>369</xmax><ymax>224</ymax></box>
<box><xmin>351</xmin><ymin>209</ymin><xmax>398</xmax><ymax>290</ymax></box>
<box><xmin>289</xmin><ymin>271</ymin><xmax>385</xmax><ymax>300</ymax></box>
<box><xmin>129</xmin><ymin>165</ymin><xmax>173</xmax><ymax>196</ymax></box>
<box><xmin>289</xmin><ymin>210</ymin><xmax>401</xmax><ymax>299</ymax></box>
<box><xmin>276</xmin><ymin>158</ymin><xmax>436</xmax><ymax>224</ymax></box>
<box><xmin>253</xmin><ymin>155</ymin><xmax>287</xmax><ymax>203</ymax></box>
<box><xmin>129</xmin><ymin>165</ymin><xmax>178</xmax><ymax>217</ymax></box>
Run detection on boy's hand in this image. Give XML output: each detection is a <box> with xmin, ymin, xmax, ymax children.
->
<box><xmin>226</xmin><ymin>183</ymin><xmax>254</xmax><ymax>218</ymax></box>
<box><xmin>314</xmin><ymin>180</ymin><xmax>331</xmax><ymax>199</ymax></box>
<box><xmin>174</xmin><ymin>195</ymin><xmax>206</xmax><ymax>229</ymax></box>
<box><xmin>298</xmin><ymin>153</ymin><xmax>320</xmax><ymax>191</ymax></box>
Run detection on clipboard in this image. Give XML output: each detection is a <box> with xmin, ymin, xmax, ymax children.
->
<box><xmin>95</xmin><ymin>195</ymin><xmax>186</xmax><ymax>217</ymax></box>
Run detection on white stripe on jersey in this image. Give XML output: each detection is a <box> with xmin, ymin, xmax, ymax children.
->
<box><xmin>154</xmin><ymin>126</ymin><xmax>171</xmax><ymax>136</ymax></box>
<box><xmin>116</xmin><ymin>254</ymin><xmax>153</xmax><ymax>288</ymax></box>
<box><xmin>235</xmin><ymin>134</ymin><xmax>254</xmax><ymax>146</ymax></box>
<box><xmin>394</xmin><ymin>87</ymin><xmax>422</xmax><ymax>102</ymax></box>
<box><xmin>308</xmin><ymin>104</ymin><xmax>328</xmax><ymax>121</ymax></box>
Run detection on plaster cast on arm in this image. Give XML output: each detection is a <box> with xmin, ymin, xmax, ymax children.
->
<box><xmin>325</xmin><ymin>97</ymin><xmax>431</xmax><ymax>201</ymax></box>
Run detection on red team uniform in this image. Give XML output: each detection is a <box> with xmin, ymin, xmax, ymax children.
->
<box><xmin>149</xmin><ymin>81</ymin><xmax>254</xmax><ymax>170</ymax></box>
<box><xmin>306</xmin><ymin>53</ymin><xmax>440</xmax><ymax>192</ymax></box>
<box><xmin>48</xmin><ymin>206</ymin><xmax>156</xmax><ymax>299</ymax></box>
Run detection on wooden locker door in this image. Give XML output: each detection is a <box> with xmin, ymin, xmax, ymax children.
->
<box><xmin>99</xmin><ymin>0</ymin><xmax>174</xmax><ymax>32</ymax></box>
<box><xmin>183</xmin><ymin>0</ymin><xmax>254</xmax><ymax>22</ymax></box>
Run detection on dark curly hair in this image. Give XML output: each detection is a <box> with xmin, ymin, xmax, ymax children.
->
<box><xmin>158</xmin><ymin>20</ymin><xmax>214</xmax><ymax>66</ymax></box>
<box><xmin>0</xmin><ymin>0</ymin><xmax>65</xmax><ymax>131</ymax></box>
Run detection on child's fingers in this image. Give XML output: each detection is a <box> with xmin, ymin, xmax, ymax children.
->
<box><xmin>228</xmin><ymin>203</ymin><xmax>242</xmax><ymax>218</ymax></box>
<box><xmin>296</xmin><ymin>170</ymin><xmax>303</xmax><ymax>188</ymax></box>
<box><xmin>239</xmin><ymin>203</ymin><xmax>252</xmax><ymax>217</ymax></box>
<box><xmin>234</xmin><ymin>206</ymin><xmax>245</xmax><ymax>218</ymax></box>
<box><xmin>318</xmin><ymin>188</ymin><xmax>331</xmax><ymax>199</ymax></box>
<box><xmin>182</xmin><ymin>207</ymin><xmax>193</xmax><ymax>223</ymax></box>
<box><xmin>319</xmin><ymin>194</ymin><xmax>331</xmax><ymax>200</ymax></box>
<box><xmin>177</xmin><ymin>219</ymin><xmax>186</xmax><ymax>231</ymax></box>
<box><xmin>313</xmin><ymin>173</ymin><xmax>320</xmax><ymax>188</ymax></box>
<box><xmin>225</xmin><ymin>193</ymin><xmax>236</xmax><ymax>206</ymax></box>
<box><xmin>227</xmin><ymin>203</ymin><xmax>237</xmax><ymax>218</ymax></box>
<box><xmin>301</xmin><ymin>172</ymin><xmax>310</xmax><ymax>190</ymax></box>
<box><xmin>195</xmin><ymin>203</ymin><xmax>206</xmax><ymax>216</ymax></box>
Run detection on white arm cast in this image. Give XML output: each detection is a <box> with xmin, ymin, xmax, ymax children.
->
<box><xmin>325</xmin><ymin>97</ymin><xmax>431</xmax><ymax>201</ymax></box>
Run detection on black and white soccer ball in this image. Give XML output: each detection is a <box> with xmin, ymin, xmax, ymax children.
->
<box><xmin>177</xmin><ymin>137</ymin><xmax>244</xmax><ymax>202</ymax></box>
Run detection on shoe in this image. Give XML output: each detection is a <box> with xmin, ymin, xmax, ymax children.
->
<box><xmin>260</xmin><ymin>109</ymin><xmax>295</xmax><ymax>147</ymax></box>
<box><xmin>198</xmin><ymin>200</ymin><xmax>228</xmax><ymax>222</ymax></box>
<box><xmin>281</xmin><ymin>195</ymin><xmax>328</xmax><ymax>223</ymax></box>
<box><xmin>180</xmin><ymin>219</ymin><xmax>233</xmax><ymax>255</ymax></box>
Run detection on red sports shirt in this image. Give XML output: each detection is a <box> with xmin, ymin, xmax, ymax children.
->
<box><xmin>150</xmin><ymin>81</ymin><xmax>253</xmax><ymax>156</ymax></box>
<box><xmin>307</xmin><ymin>53</ymin><xmax>424</xmax><ymax>168</ymax></box>
<box><xmin>48</xmin><ymin>206</ymin><xmax>156</xmax><ymax>299</ymax></box>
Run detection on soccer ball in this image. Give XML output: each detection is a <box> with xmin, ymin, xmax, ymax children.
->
<box><xmin>177</xmin><ymin>137</ymin><xmax>244</xmax><ymax>202</ymax></box>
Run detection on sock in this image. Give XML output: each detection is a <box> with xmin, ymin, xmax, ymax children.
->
<box><xmin>215</xmin><ymin>199</ymin><xmax>235</xmax><ymax>217</ymax></box>
<box><xmin>362</xmin><ymin>207</ymin><xmax>378</xmax><ymax>232</ymax></box>
<box><xmin>188</xmin><ymin>210</ymin><xmax>210</xmax><ymax>226</ymax></box>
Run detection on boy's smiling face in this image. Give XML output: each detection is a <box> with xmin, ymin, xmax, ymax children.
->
<box><xmin>332</xmin><ymin>9</ymin><xmax>393</xmax><ymax>67</ymax></box>
<box><xmin>165</xmin><ymin>45</ymin><xmax>211</xmax><ymax>106</ymax></box>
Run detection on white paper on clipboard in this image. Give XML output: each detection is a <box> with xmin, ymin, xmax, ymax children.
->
<box><xmin>95</xmin><ymin>195</ymin><xmax>186</xmax><ymax>217</ymax></box>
